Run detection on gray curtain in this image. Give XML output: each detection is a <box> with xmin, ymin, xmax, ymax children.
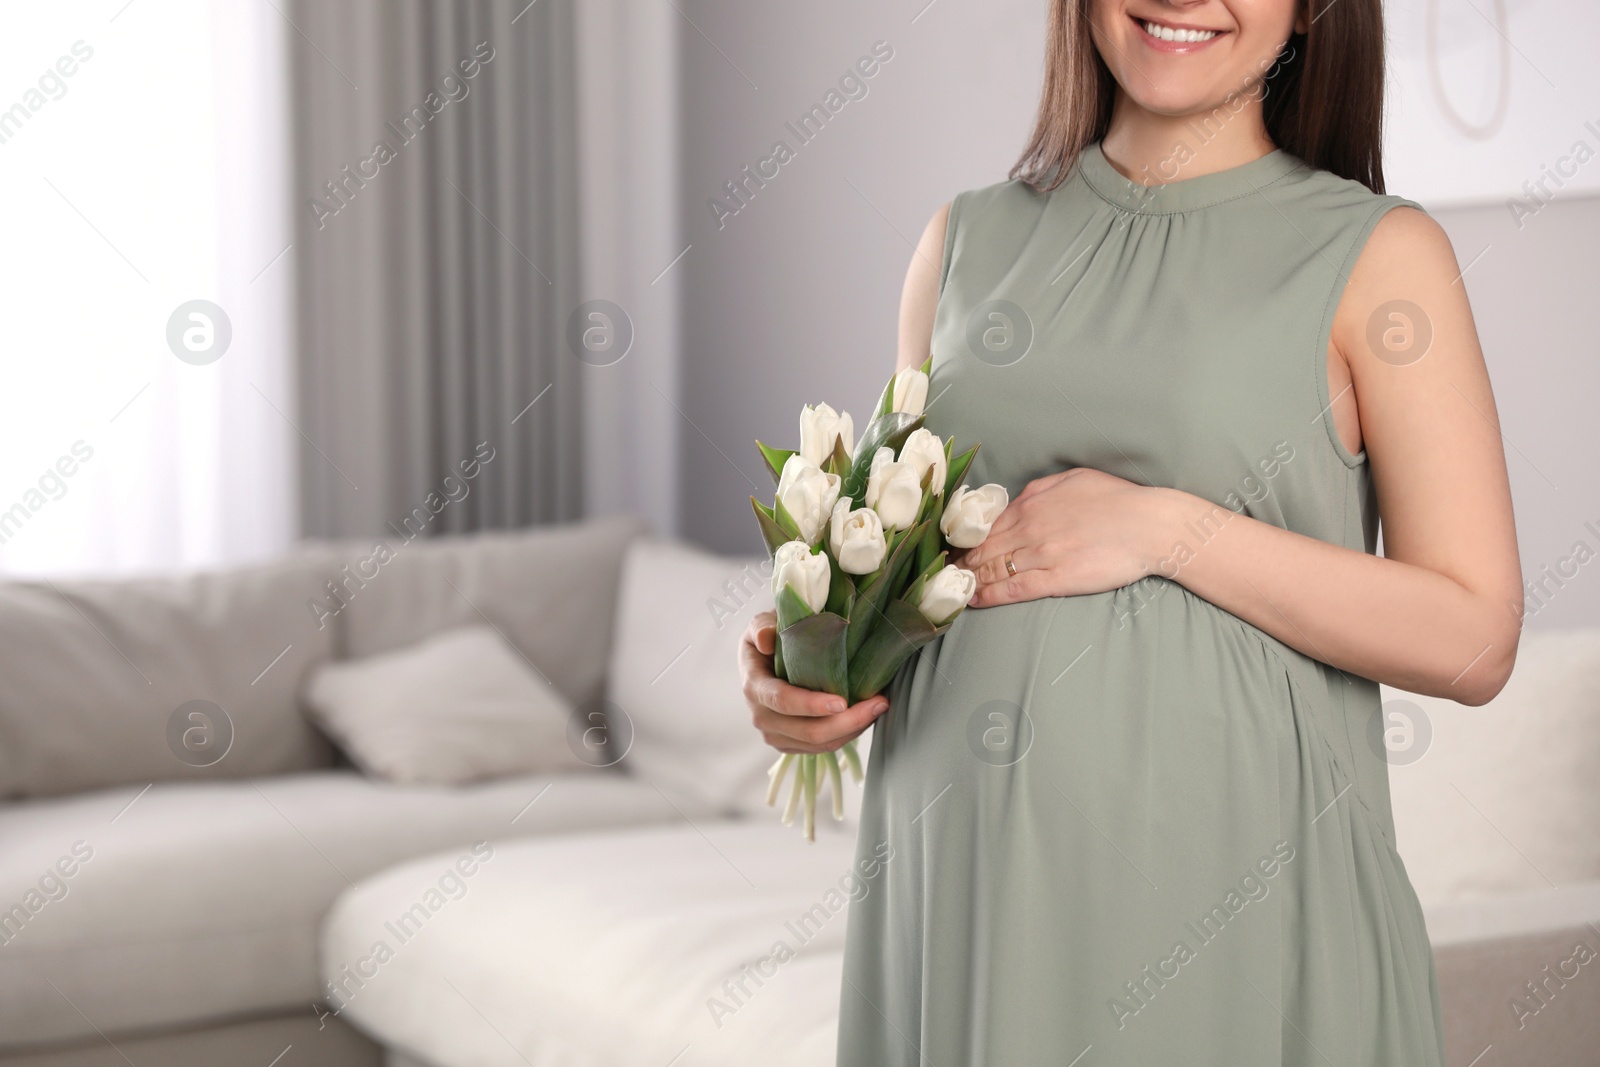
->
<box><xmin>288</xmin><ymin>0</ymin><xmax>584</xmax><ymax>538</ymax></box>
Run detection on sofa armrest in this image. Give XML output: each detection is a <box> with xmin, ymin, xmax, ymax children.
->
<box><xmin>1425</xmin><ymin>883</ymin><xmax>1600</xmax><ymax>1067</ymax></box>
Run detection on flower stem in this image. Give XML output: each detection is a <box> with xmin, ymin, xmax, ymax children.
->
<box><xmin>802</xmin><ymin>753</ymin><xmax>817</xmax><ymax>841</ymax></box>
<box><xmin>766</xmin><ymin>753</ymin><xmax>794</xmax><ymax>807</ymax></box>
<box><xmin>782</xmin><ymin>755</ymin><xmax>805</xmax><ymax>825</ymax></box>
<box><xmin>824</xmin><ymin>751</ymin><xmax>844</xmax><ymax>820</ymax></box>
<box><xmin>842</xmin><ymin>740</ymin><xmax>864</xmax><ymax>783</ymax></box>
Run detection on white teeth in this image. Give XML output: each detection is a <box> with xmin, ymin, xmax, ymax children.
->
<box><xmin>1142</xmin><ymin>19</ymin><xmax>1219</xmax><ymax>43</ymax></box>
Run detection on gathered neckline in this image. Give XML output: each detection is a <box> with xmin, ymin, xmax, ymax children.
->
<box><xmin>1076</xmin><ymin>140</ymin><xmax>1304</xmax><ymax>214</ymax></box>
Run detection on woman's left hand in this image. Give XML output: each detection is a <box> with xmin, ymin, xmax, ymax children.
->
<box><xmin>955</xmin><ymin>468</ymin><xmax>1176</xmax><ymax>608</ymax></box>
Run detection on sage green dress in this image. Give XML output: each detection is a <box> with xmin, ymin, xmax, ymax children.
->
<box><xmin>836</xmin><ymin>143</ymin><xmax>1447</xmax><ymax>1065</ymax></box>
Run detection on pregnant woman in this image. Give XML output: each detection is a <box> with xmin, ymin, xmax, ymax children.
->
<box><xmin>739</xmin><ymin>0</ymin><xmax>1521</xmax><ymax>1062</ymax></box>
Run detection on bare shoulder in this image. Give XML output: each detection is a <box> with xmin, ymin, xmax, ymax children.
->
<box><xmin>1353</xmin><ymin>205</ymin><xmax>1456</xmax><ymax>283</ymax></box>
<box><xmin>922</xmin><ymin>201</ymin><xmax>952</xmax><ymax>250</ymax></box>
<box><xmin>1333</xmin><ymin>205</ymin><xmax>1473</xmax><ymax>371</ymax></box>
<box><xmin>907</xmin><ymin>201</ymin><xmax>953</xmax><ymax>293</ymax></box>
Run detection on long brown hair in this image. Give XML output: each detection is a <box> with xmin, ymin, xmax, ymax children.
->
<box><xmin>1009</xmin><ymin>0</ymin><xmax>1386</xmax><ymax>193</ymax></box>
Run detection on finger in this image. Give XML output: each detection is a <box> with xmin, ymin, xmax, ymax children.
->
<box><xmin>1016</xmin><ymin>469</ymin><xmax>1073</xmax><ymax>501</ymax></box>
<box><xmin>743</xmin><ymin>611</ymin><xmax>777</xmax><ymax>656</ymax></box>
<box><xmin>738</xmin><ymin>626</ymin><xmax>777</xmax><ymax>683</ymax></box>
<box><xmin>756</xmin><ymin>695</ymin><xmax>887</xmax><ymax>750</ymax></box>
<box><xmin>748</xmin><ymin>673</ymin><xmax>846</xmax><ymax>719</ymax></box>
<box><xmin>768</xmin><ymin>718</ymin><xmax>875</xmax><ymax>754</ymax></box>
<box><xmin>963</xmin><ymin>526</ymin><xmax>1029</xmax><ymax>585</ymax></box>
<box><xmin>739</xmin><ymin>636</ymin><xmax>825</xmax><ymax>718</ymax></box>
<box><xmin>759</xmin><ymin>695</ymin><xmax>889</xmax><ymax>751</ymax></box>
<box><xmin>737</xmin><ymin>611</ymin><xmax>782</xmax><ymax>682</ymax></box>
<box><xmin>985</xmin><ymin>497</ymin><xmax>1026</xmax><ymax>539</ymax></box>
<box><xmin>755</xmin><ymin>703</ymin><xmax>883</xmax><ymax>755</ymax></box>
<box><xmin>957</xmin><ymin>524</ymin><xmax>1003</xmax><ymax>572</ymax></box>
<box><xmin>970</xmin><ymin>566</ymin><xmax>1053</xmax><ymax>608</ymax></box>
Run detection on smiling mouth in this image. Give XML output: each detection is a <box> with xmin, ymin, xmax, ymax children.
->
<box><xmin>1133</xmin><ymin>14</ymin><xmax>1227</xmax><ymax>48</ymax></box>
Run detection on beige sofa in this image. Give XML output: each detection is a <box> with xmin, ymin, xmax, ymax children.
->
<box><xmin>1387</xmin><ymin>628</ymin><xmax>1600</xmax><ymax>1067</ymax></box>
<box><xmin>0</xmin><ymin>515</ymin><xmax>714</xmax><ymax>1066</ymax></box>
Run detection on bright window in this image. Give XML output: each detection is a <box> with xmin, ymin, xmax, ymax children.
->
<box><xmin>0</xmin><ymin>0</ymin><xmax>295</xmax><ymax>577</ymax></box>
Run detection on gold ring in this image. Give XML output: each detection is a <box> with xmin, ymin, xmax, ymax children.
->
<box><xmin>1004</xmin><ymin>554</ymin><xmax>1018</xmax><ymax>577</ymax></box>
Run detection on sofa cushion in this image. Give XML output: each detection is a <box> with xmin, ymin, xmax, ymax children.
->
<box><xmin>0</xmin><ymin>769</ymin><xmax>708</xmax><ymax>1049</ymax></box>
<box><xmin>0</xmin><ymin>556</ymin><xmax>339</xmax><ymax>799</ymax></box>
<box><xmin>309</xmin><ymin>515</ymin><xmax>646</xmax><ymax>713</ymax></box>
<box><xmin>320</xmin><ymin>820</ymin><xmax>865</xmax><ymax>1067</ymax></box>
<box><xmin>607</xmin><ymin>539</ymin><xmax>779</xmax><ymax>818</ymax></box>
<box><xmin>1386</xmin><ymin>627</ymin><xmax>1600</xmax><ymax>906</ymax></box>
<box><xmin>608</xmin><ymin>538</ymin><xmax>876</xmax><ymax>824</ymax></box>
<box><xmin>304</xmin><ymin>626</ymin><xmax>592</xmax><ymax>785</ymax></box>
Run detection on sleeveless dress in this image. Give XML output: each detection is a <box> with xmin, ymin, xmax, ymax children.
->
<box><xmin>835</xmin><ymin>143</ymin><xmax>1447</xmax><ymax>1066</ymax></box>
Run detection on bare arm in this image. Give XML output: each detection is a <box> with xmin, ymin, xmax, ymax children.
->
<box><xmin>960</xmin><ymin>208</ymin><xmax>1522</xmax><ymax>705</ymax></box>
<box><xmin>896</xmin><ymin>202</ymin><xmax>951</xmax><ymax>373</ymax></box>
<box><xmin>741</xmin><ymin>201</ymin><xmax>953</xmax><ymax>750</ymax></box>
<box><xmin>1148</xmin><ymin>208</ymin><xmax>1522</xmax><ymax>703</ymax></box>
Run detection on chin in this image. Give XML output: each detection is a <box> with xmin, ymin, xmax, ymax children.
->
<box><xmin>1120</xmin><ymin>75</ymin><xmax>1235</xmax><ymax>120</ymax></box>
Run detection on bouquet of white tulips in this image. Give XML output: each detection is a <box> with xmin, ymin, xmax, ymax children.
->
<box><xmin>751</xmin><ymin>358</ymin><xmax>1010</xmax><ymax>840</ymax></box>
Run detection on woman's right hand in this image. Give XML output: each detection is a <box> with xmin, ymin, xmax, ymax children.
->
<box><xmin>740</xmin><ymin>610</ymin><xmax>890</xmax><ymax>754</ymax></box>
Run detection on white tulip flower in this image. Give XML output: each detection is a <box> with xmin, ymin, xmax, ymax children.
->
<box><xmin>898</xmin><ymin>428</ymin><xmax>948</xmax><ymax>498</ymax></box>
<box><xmin>864</xmin><ymin>446</ymin><xmax>924</xmax><ymax>530</ymax></box>
<box><xmin>890</xmin><ymin>367</ymin><xmax>929</xmax><ymax>417</ymax></box>
<box><xmin>772</xmin><ymin>541</ymin><xmax>830</xmax><ymax>614</ymax></box>
<box><xmin>939</xmin><ymin>483</ymin><xmax>1010</xmax><ymax>549</ymax></box>
<box><xmin>776</xmin><ymin>454</ymin><xmax>841</xmax><ymax>545</ymax></box>
<box><xmin>798</xmin><ymin>403</ymin><xmax>854</xmax><ymax>468</ymax></box>
<box><xmin>828</xmin><ymin>497</ymin><xmax>888</xmax><ymax>575</ymax></box>
<box><xmin>916</xmin><ymin>564</ymin><xmax>977</xmax><ymax>626</ymax></box>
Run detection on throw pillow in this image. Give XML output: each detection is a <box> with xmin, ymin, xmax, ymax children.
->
<box><xmin>304</xmin><ymin>625</ymin><xmax>591</xmax><ymax>785</ymax></box>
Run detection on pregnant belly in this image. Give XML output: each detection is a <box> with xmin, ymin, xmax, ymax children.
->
<box><xmin>898</xmin><ymin>575</ymin><xmax>1302</xmax><ymax>753</ymax></box>
<box><xmin>875</xmin><ymin>576</ymin><xmax>1308</xmax><ymax>886</ymax></box>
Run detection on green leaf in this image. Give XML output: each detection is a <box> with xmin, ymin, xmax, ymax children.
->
<box><xmin>914</xmin><ymin>468</ymin><xmax>939</xmax><ymax>525</ymax></box>
<box><xmin>944</xmin><ymin>443</ymin><xmax>979</xmax><ymax>500</ymax></box>
<box><xmin>778</xmin><ymin>610</ymin><xmax>850</xmax><ymax>699</ymax></box>
<box><xmin>840</xmin><ymin>411</ymin><xmax>924</xmax><ymax>502</ymax></box>
<box><xmin>772</xmin><ymin>493</ymin><xmax>803</xmax><ymax>540</ymax></box>
<box><xmin>757</xmin><ymin>441</ymin><xmax>795</xmax><ymax>485</ymax></box>
<box><xmin>847</xmin><ymin>597</ymin><xmax>950</xmax><ymax>704</ymax></box>
<box><xmin>885</xmin><ymin>519</ymin><xmax>927</xmax><ymax>595</ymax></box>
<box><xmin>827</xmin><ymin>435</ymin><xmax>851</xmax><ymax>477</ymax></box>
<box><xmin>915</xmin><ymin>511</ymin><xmax>942</xmax><ymax>576</ymax></box>
<box><xmin>751</xmin><ymin>497</ymin><xmax>789</xmax><ymax>555</ymax></box>
<box><xmin>905</xmin><ymin>549</ymin><xmax>947</xmax><ymax>607</ymax></box>
<box><xmin>872</xmin><ymin>370</ymin><xmax>896</xmax><ymax>421</ymax></box>
<box><xmin>823</xmin><ymin>551</ymin><xmax>853</xmax><ymax>617</ymax></box>
<box><xmin>845</xmin><ymin>518</ymin><xmax>927</xmax><ymax>660</ymax></box>
<box><xmin>918</xmin><ymin>355</ymin><xmax>932</xmax><ymax>376</ymax></box>
<box><xmin>774</xmin><ymin>583</ymin><xmax>815</xmax><ymax>631</ymax></box>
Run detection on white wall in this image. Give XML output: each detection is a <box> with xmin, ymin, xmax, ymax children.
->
<box><xmin>1386</xmin><ymin>0</ymin><xmax>1600</xmax><ymax>208</ymax></box>
<box><xmin>1434</xmin><ymin>195</ymin><xmax>1600</xmax><ymax>631</ymax></box>
<box><xmin>675</xmin><ymin>0</ymin><xmax>1600</xmax><ymax>628</ymax></box>
<box><xmin>676</xmin><ymin>0</ymin><xmax>1043</xmax><ymax>547</ymax></box>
